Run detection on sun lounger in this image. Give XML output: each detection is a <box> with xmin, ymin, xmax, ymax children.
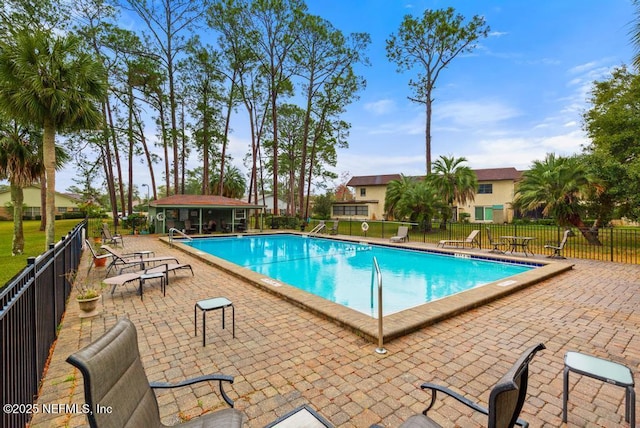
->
<box><xmin>101</xmin><ymin>245</ymin><xmax>180</xmax><ymax>276</ymax></box>
<box><xmin>84</xmin><ymin>239</ymin><xmax>113</xmax><ymax>272</ymax></box>
<box><xmin>437</xmin><ymin>229</ymin><xmax>480</xmax><ymax>248</ymax></box>
<box><xmin>103</xmin><ymin>262</ymin><xmax>193</xmax><ymax>298</ymax></box>
<box><xmin>390</xmin><ymin>226</ymin><xmax>409</xmax><ymax>243</ymax></box>
<box><xmin>101</xmin><ymin>223</ymin><xmax>124</xmax><ymax>247</ymax></box>
<box><xmin>329</xmin><ymin>221</ymin><xmax>339</xmax><ymax>235</ymax></box>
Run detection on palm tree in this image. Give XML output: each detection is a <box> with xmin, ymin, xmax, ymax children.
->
<box><xmin>632</xmin><ymin>0</ymin><xmax>640</xmax><ymax>69</ymax></box>
<box><xmin>0</xmin><ymin>29</ymin><xmax>106</xmax><ymax>246</ymax></box>
<box><xmin>384</xmin><ymin>174</ymin><xmax>418</xmax><ymax>220</ymax></box>
<box><xmin>0</xmin><ymin>118</ymin><xmax>70</xmax><ymax>254</ymax></box>
<box><xmin>210</xmin><ymin>165</ymin><xmax>246</xmax><ymax>199</ymax></box>
<box><xmin>431</xmin><ymin>155</ymin><xmax>478</xmax><ymax>229</ymax></box>
<box><xmin>514</xmin><ymin>153</ymin><xmax>602</xmax><ymax>245</ymax></box>
<box><xmin>394</xmin><ymin>180</ymin><xmax>440</xmax><ymax>229</ymax></box>
<box><xmin>0</xmin><ymin>120</ymin><xmax>43</xmax><ymax>255</ymax></box>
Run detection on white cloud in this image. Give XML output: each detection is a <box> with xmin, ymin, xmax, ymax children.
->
<box><xmin>363</xmin><ymin>99</ymin><xmax>396</xmax><ymax>115</ymax></box>
<box><xmin>435</xmin><ymin>100</ymin><xmax>521</xmax><ymax>128</ymax></box>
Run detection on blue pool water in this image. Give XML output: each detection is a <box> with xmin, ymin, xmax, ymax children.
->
<box><xmin>186</xmin><ymin>234</ymin><xmax>533</xmax><ymax>316</ymax></box>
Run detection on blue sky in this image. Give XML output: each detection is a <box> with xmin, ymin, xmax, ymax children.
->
<box><xmin>52</xmin><ymin>0</ymin><xmax>636</xmax><ymax>192</ymax></box>
<box><xmin>293</xmin><ymin>0</ymin><xmax>636</xmax><ymax>182</ymax></box>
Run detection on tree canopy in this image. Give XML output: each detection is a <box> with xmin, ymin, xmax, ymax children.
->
<box><xmin>583</xmin><ymin>65</ymin><xmax>640</xmax><ymax>222</ymax></box>
<box><xmin>0</xmin><ymin>28</ymin><xmax>106</xmax><ymax>245</ymax></box>
<box><xmin>386</xmin><ymin>7</ymin><xmax>489</xmax><ymax>174</ymax></box>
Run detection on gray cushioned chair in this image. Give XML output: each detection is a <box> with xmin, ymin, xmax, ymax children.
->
<box><xmin>544</xmin><ymin>229</ymin><xmax>571</xmax><ymax>259</ymax></box>
<box><xmin>67</xmin><ymin>318</ymin><xmax>244</xmax><ymax>427</ymax></box>
<box><xmin>396</xmin><ymin>343</ymin><xmax>545</xmax><ymax>428</ymax></box>
<box><xmin>486</xmin><ymin>227</ymin><xmax>507</xmax><ymax>253</ymax></box>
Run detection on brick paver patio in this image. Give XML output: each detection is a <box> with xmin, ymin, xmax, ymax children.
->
<box><xmin>31</xmin><ymin>234</ymin><xmax>639</xmax><ymax>427</ymax></box>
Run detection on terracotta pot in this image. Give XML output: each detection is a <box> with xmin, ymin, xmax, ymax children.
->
<box><xmin>94</xmin><ymin>257</ymin><xmax>107</xmax><ymax>267</ymax></box>
<box><xmin>77</xmin><ymin>295</ymin><xmax>101</xmax><ymax>318</ymax></box>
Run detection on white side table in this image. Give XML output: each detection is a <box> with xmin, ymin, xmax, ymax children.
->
<box><xmin>194</xmin><ymin>297</ymin><xmax>235</xmax><ymax>346</ymax></box>
<box><xmin>563</xmin><ymin>351</ymin><xmax>635</xmax><ymax>427</ymax></box>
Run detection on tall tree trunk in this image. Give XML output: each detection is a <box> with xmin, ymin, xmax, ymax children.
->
<box><xmin>157</xmin><ymin>91</ymin><xmax>170</xmax><ymax>197</ymax></box>
<box><xmin>201</xmin><ymin>94</ymin><xmax>210</xmax><ymax>195</ymax></box>
<box><xmin>298</xmin><ymin>79</ymin><xmax>314</xmax><ymax>215</ymax></box>
<box><xmin>219</xmin><ymin>76</ymin><xmax>236</xmax><ymax>196</ymax></box>
<box><xmin>43</xmin><ymin>117</ymin><xmax>56</xmax><ymax>247</ymax></box>
<box><xmin>103</xmin><ymin>100</ymin><xmax>119</xmax><ymax>226</ymax></box>
<box><xmin>425</xmin><ymin>99</ymin><xmax>432</xmax><ymax>175</ymax></box>
<box><xmin>270</xmin><ymin>70</ymin><xmax>279</xmax><ymax>215</ymax></box>
<box><xmin>180</xmin><ymin>102</ymin><xmax>186</xmax><ymax>195</ymax></box>
<box><xmin>39</xmin><ymin>172</ymin><xmax>46</xmax><ymax>231</ymax></box>
<box><xmin>569</xmin><ymin>214</ymin><xmax>603</xmax><ymax>245</ymax></box>
<box><xmin>127</xmin><ymin>86</ymin><xmax>135</xmax><ymax>215</ymax></box>
<box><xmin>168</xmin><ymin>51</ymin><xmax>180</xmax><ymax>195</ymax></box>
<box><xmin>134</xmin><ymin>109</ymin><xmax>157</xmax><ymax>200</ymax></box>
<box><xmin>305</xmin><ymin>133</ymin><xmax>318</xmax><ymax>220</ymax></box>
<box><xmin>11</xmin><ymin>183</ymin><xmax>24</xmax><ymax>255</ymax></box>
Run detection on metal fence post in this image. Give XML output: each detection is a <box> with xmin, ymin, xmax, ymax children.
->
<box><xmin>610</xmin><ymin>227</ymin><xmax>614</xmax><ymax>262</ymax></box>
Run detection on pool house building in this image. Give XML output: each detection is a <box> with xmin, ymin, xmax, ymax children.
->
<box><xmin>149</xmin><ymin>194</ymin><xmax>265</xmax><ymax>234</ymax></box>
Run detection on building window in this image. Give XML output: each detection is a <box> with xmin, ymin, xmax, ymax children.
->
<box><xmin>333</xmin><ymin>205</ymin><xmax>368</xmax><ymax>216</ymax></box>
<box><xmin>474</xmin><ymin>206</ymin><xmax>494</xmax><ymax>221</ymax></box>
<box><xmin>360</xmin><ymin>188</ymin><xmax>366</xmax><ymax>197</ymax></box>
<box><xmin>478</xmin><ymin>183</ymin><xmax>493</xmax><ymax>194</ymax></box>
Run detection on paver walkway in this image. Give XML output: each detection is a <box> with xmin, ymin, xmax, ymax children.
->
<box><xmin>31</xmin><ymin>235</ymin><xmax>639</xmax><ymax>427</ymax></box>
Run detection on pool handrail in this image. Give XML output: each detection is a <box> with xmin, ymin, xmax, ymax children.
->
<box><xmin>168</xmin><ymin>228</ymin><xmax>193</xmax><ymax>245</ymax></box>
<box><xmin>371</xmin><ymin>256</ymin><xmax>386</xmax><ymax>354</ymax></box>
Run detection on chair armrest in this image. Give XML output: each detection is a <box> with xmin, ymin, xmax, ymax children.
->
<box><xmin>150</xmin><ymin>374</ymin><xmax>235</xmax><ymax>407</ymax></box>
<box><xmin>420</xmin><ymin>383</ymin><xmax>529</xmax><ymax>427</ymax></box>
<box><xmin>420</xmin><ymin>382</ymin><xmax>489</xmax><ymax>416</ymax></box>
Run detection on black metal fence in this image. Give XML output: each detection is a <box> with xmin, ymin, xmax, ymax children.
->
<box><xmin>309</xmin><ymin>219</ymin><xmax>640</xmax><ymax>264</ymax></box>
<box><xmin>1</xmin><ymin>221</ymin><xmax>85</xmax><ymax>428</ymax></box>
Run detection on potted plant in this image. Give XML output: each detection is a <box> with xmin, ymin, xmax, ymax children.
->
<box><xmin>92</xmin><ymin>226</ymin><xmax>102</xmax><ymax>244</ymax></box>
<box><xmin>94</xmin><ymin>248</ymin><xmax>108</xmax><ymax>267</ymax></box>
<box><xmin>65</xmin><ymin>271</ymin><xmax>103</xmax><ymax>318</ymax></box>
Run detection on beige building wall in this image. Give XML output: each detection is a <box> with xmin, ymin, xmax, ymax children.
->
<box><xmin>0</xmin><ymin>186</ymin><xmax>80</xmax><ymax>219</ymax></box>
<box><xmin>353</xmin><ymin>185</ymin><xmax>386</xmax><ymax>220</ymax></box>
<box><xmin>458</xmin><ymin>180</ymin><xmax>515</xmax><ymax>223</ymax></box>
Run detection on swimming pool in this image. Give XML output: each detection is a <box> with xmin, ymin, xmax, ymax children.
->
<box><xmin>185</xmin><ymin>234</ymin><xmax>533</xmax><ymax>316</ymax></box>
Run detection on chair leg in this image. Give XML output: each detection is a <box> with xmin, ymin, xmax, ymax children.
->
<box><xmin>627</xmin><ymin>386</ymin><xmax>635</xmax><ymax>428</ymax></box>
<box><xmin>563</xmin><ymin>366</ymin><xmax>569</xmax><ymax>423</ymax></box>
<box><xmin>202</xmin><ymin>310</ymin><xmax>206</xmax><ymax>347</ymax></box>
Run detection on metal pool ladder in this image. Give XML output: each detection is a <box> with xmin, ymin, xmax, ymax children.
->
<box><xmin>307</xmin><ymin>222</ymin><xmax>326</xmax><ymax>235</ymax></box>
<box><xmin>168</xmin><ymin>228</ymin><xmax>193</xmax><ymax>246</ymax></box>
<box><xmin>371</xmin><ymin>256</ymin><xmax>386</xmax><ymax>354</ymax></box>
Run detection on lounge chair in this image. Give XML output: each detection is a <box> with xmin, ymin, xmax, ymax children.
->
<box><xmin>438</xmin><ymin>229</ymin><xmax>480</xmax><ymax>248</ymax></box>
<box><xmin>67</xmin><ymin>318</ymin><xmax>244</xmax><ymax>428</ymax></box>
<box><xmin>101</xmin><ymin>244</ymin><xmax>180</xmax><ymax>276</ymax></box>
<box><xmin>84</xmin><ymin>239</ymin><xmax>113</xmax><ymax>272</ymax></box>
<box><xmin>393</xmin><ymin>343</ymin><xmax>545</xmax><ymax>428</ymax></box>
<box><xmin>203</xmin><ymin>219</ymin><xmax>217</xmax><ymax>233</ymax></box>
<box><xmin>544</xmin><ymin>229</ymin><xmax>571</xmax><ymax>259</ymax></box>
<box><xmin>184</xmin><ymin>219</ymin><xmax>197</xmax><ymax>234</ymax></box>
<box><xmin>329</xmin><ymin>221</ymin><xmax>339</xmax><ymax>235</ymax></box>
<box><xmin>101</xmin><ymin>223</ymin><xmax>124</xmax><ymax>247</ymax></box>
<box><xmin>390</xmin><ymin>226</ymin><xmax>409</xmax><ymax>243</ymax></box>
<box><xmin>103</xmin><ymin>262</ymin><xmax>193</xmax><ymax>298</ymax></box>
<box><xmin>486</xmin><ymin>227</ymin><xmax>507</xmax><ymax>253</ymax></box>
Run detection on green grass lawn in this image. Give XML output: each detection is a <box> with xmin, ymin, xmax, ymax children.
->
<box><xmin>0</xmin><ymin>219</ymin><xmax>83</xmax><ymax>286</ymax></box>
